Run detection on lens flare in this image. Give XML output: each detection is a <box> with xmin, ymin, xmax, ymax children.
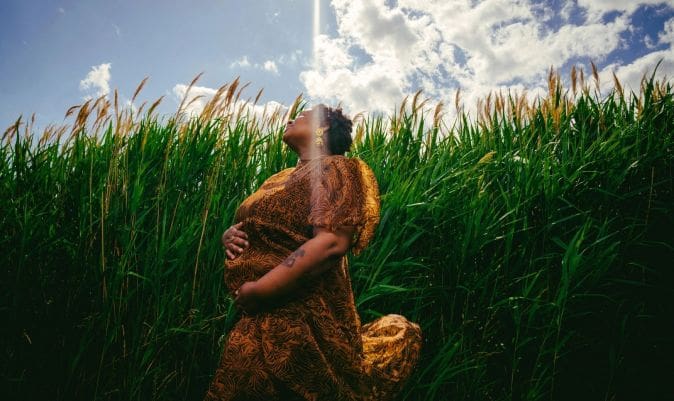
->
<box><xmin>313</xmin><ymin>0</ymin><xmax>321</xmax><ymax>69</ymax></box>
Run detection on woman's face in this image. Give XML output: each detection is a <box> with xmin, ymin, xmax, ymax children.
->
<box><xmin>283</xmin><ymin>108</ymin><xmax>325</xmax><ymax>152</ymax></box>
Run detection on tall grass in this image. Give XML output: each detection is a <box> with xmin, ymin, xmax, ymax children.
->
<box><xmin>1</xmin><ymin>63</ymin><xmax>673</xmax><ymax>401</ymax></box>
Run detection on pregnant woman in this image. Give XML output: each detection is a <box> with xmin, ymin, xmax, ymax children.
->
<box><xmin>203</xmin><ymin>104</ymin><xmax>422</xmax><ymax>401</ymax></box>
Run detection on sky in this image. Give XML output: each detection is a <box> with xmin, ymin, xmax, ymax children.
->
<box><xmin>1</xmin><ymin>0</ymin><xmax>674</xmax><ymax>133</ymax></box>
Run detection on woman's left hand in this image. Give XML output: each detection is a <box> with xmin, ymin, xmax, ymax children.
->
<box><xmin>234</xmin><ymin>281</ymin><xmax>266</xmax><ymax>314</ymax></box>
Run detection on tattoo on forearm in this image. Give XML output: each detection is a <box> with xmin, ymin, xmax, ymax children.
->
<box><xmin>282</xmin><ymin>248</ymin><xmax>306</xmax><ymax>268</ymax></box>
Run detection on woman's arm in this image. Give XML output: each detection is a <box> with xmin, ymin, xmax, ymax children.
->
<box><xmin>234</xmin><ymin>225</ymin><xmax>356</xmax><ymax>313</ymax></box>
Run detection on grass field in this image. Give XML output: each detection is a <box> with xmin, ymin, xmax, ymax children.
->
<box><xmin>1</xmin><ymin>62</ymin><xmax>673</xmax><ymax>400</ymax></box>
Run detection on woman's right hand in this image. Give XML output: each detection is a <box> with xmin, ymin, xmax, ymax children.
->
<box><xmin>221</xmin><ymin>221</ymin><xmax>249</xmax><ymax>260</ymax></box>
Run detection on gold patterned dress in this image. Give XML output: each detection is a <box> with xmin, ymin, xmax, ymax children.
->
<box><xmin>203</xmin><ymin>154</ymin><xmax>422</xmax><ymax>401</ymax></box>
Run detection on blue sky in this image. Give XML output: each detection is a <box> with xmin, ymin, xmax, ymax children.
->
<box><xmin>1</xmin><ymin>0</ymin><xmax>674</xmax><ymax>132</ymax></box>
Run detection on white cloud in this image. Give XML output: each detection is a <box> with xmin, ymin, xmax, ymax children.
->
<box><xmin>577</xmin><ymin>0</ymin><xmax>672</xmax><ymax>22</ymax></box>
<box><xmin>332</xmin><ymin>0</ymin><xmax>420</xmax><ymax>65</ymax></box>
<box><xmin>58</xmin><ymin>7</ymin><xmax>65</xmax><ymax>14</ymax></box>
<box><xmin>171</xmin><ymin>84</ymin><xmax>217</xmax><ymax>116</ymax></box>
<box><xmin>229</xmin><ymin>50</ymin><xmax>304</xmax><ymax>75</ymax></box>
<box><xmin>112</xmin><ymin>23</ymin><xmax>121</xmax><ymax>38</ymax></box>
<box><xmin>560</xmin><ymin>1</ymin><xmax>575</xmax><ymax>22</ymax></box>
<box><xmin>171</xmin><ymin>83</ymin><xmax>288</xmax><ymax>121</ymax></box>
<box><xmin>660</xmin><ymin>17</ymin><xmax>674</xmax><ymax>45</ymax></box>
<box><xmin>599</xmin><ymin>49</ymin><xmax>674</xmax><ymax>95</ymax></box>
<box><xmin>277</xmin><ymin>49</ymin><xmax>304</xmax><ymax>65</ymax></box>
<box><xmin>300</xmin><ymin>32</ymin><xmax>408</xmax><ymax>113</ymax></box>
<box><xmin>296</xmin><ymin>0</ymin><xmax>674</xmax><ymax>120</ymax></box>
<box><xmin>79</xmin><ymin>63</ymin><xmax>112</xmax><ymax>100</ymax></box>
<box><xmin>229</xmin><ymin>56</ymin><xmax>251</xmax><ymax>68</ymax></box>
<box><xmin>263</xmin><ymin>60</ymin><xmax>279</xmax><ymax>75</ymax></box>
<box><xmin>124</xmin><ymin>99</ymin><xmax>138</xmax><ymax>115</ymax></box>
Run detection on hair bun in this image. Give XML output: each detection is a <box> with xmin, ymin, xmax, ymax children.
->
<box><xmin>314</xmin><ymin>104</ymin><xmax>354</xmax><ymax>155</ymax></box>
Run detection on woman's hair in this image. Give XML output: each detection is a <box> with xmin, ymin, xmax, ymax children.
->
<box><xmin>314</xmin><ymin>104</ymin><xmax>353</xmax><ymax>155</ymax></box>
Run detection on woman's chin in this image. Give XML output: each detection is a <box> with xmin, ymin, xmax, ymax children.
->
<box><xmin>282</xmin><ymin>131</ymin><xmax>293</xmax><ymax>144</ymax></box>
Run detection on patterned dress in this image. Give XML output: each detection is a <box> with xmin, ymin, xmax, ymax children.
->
<box><xmin>203</xmin><ymin>154</ymin><xmax>422</xmax><ymax>401</ymax></box>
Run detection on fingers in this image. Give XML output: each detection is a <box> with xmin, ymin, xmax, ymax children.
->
<box><xmin>228</xmin><ymin>222</ymin><xmax>248</xmax><ymax>237</ymax></box>
<box><xmin>233</xmin><ymin>292</ymin><xmax>247</xmax><ymax>313</ymax></box>
<box><xmin>226</xmin><ymin>242</ymin><xmax>246</xmax><ymax>254</ymax></box>
<box><xmin>233</xmin><ymin>222</ymin><xmax>248</xmax><ymax>237</ymax></box>
<box><xmin>222</xmin><ymin>222</ymin><xmax>250</xmax><ymax>260</ymax></box>
<box><xmin>224</xmin><ymin>233</ymin><xmax>249</xmax><ymax>251</ymax></box>
<box><xmin>233</xmin><ymin>228</ymin><xmax>248</xmax><ymax>240</ymax></box>
<box><xmin>231</xmin><ymin>237</ymin><xmax>249</xmax><ymax>248</ymax></box>
<box><xmin>225</xmin><ymin>249</ymin><xmax>236</xmax><ymax>260</ymax></box>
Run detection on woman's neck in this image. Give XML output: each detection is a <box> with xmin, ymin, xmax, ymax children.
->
<box><xmin>297</xmin><ymin>152</ymin><xmax>329</xmax><ymax>167</ymax></box>
<box><xmin>297</xmin><ymin>157</ymin><xmax>318</xmax><ymax>168</ymax></box>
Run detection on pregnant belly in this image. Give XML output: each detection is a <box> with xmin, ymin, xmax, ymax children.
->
<box><xmin>223</xmin><ymin>248</ymin><xmax>286</xmax><ymax>293</ymax></box>
<box><xmin>223</xmin><ymin>249</ymin><xmax>326</xmax><ymax>310</ymax></box>
<box><xmin>223</xmin><ymin>217</ymin><xmax>308</xmax><ymax>292</ymax></box>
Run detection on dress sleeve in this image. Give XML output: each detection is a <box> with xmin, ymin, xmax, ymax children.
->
<box><xmin>308</xmin><ymin>156</ymin><xmax>381</xmax><ymax>256</ymax></box>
